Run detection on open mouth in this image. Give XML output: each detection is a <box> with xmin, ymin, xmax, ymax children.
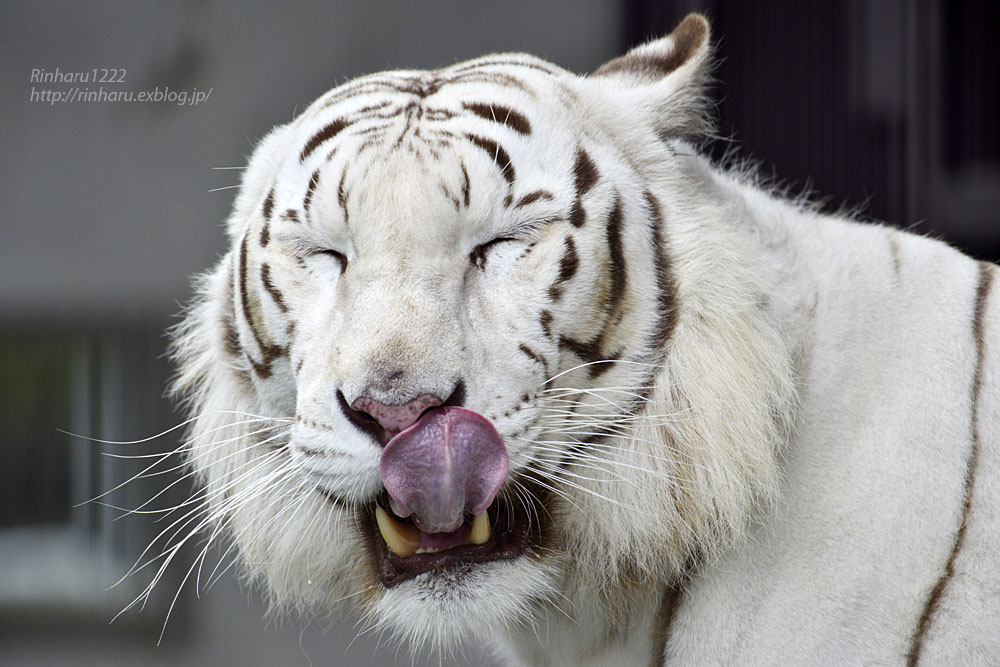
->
<box><xmin>330</xmin><ymin>401</ymin><xmax>546</xmax><ymax>587</ymax></box>
<box><xmin>369</xmin><ymin>493</ymin><xmax>533</xmax><ymax>588</ymax></box>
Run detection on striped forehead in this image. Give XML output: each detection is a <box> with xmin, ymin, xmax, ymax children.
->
<box><xmin>268</xmin><ymin>60</ymin><xmax>574</xmax><ymax>223</ymax></box>
<box><xmin>292</xmin><ymin>55</ymin><xmax>570</xmax><ymax>162</ymax></box>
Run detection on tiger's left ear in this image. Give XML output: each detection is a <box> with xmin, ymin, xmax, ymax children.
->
<box><xmin>591</xmin><ymin>13</ymin><xmax>712</xmax><ymax>138</ymax></box>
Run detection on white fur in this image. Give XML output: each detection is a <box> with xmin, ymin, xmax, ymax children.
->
<box><xmin>161</xmin><ymin>14</ymin><xmax>999</xmax><ymax>665</ymax></box>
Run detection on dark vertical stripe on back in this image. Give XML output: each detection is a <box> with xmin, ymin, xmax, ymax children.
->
<box><xmin>650</xmin><ymin>582</ymin><xmax>684</xmax><ymax>667</ymax></box>
<box><xmin>907</xmin><ymin>262</ymin><xmax>993</xmax><ymax>665</ymax></box>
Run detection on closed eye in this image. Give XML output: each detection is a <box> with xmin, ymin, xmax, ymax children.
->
<box><xmin>469</xmin><ymin>237</ymin><xmax>516</xmax><ymax>270</ymax></box>
<box><xmin>311</xmin><ymin>247</ymin><xmax>347</xmax><ymax>272</ymax></box>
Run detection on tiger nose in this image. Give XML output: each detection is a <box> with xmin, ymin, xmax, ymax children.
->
<box><xmin>351</xmin><ymin>394</ymin><xmax>444</xmax><ymax>436</ymax></box>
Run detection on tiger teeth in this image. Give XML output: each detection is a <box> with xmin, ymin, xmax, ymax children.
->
<box><xmin>375</xmin><ymin>505</ymin><xmax>419</xmax><ymax>558</ymax></box>
<box><xmin>377</xmin><ymin>507</ymin><xmax>492</xmax><ymax>558</ymax></box>
<box><xmin>467</xmin><ymin>510</ymin><xmax>491</xmax><ymax>545</ymax></box>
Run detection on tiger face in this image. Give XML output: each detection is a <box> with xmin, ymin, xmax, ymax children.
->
<box><xmin>171</xmin><ymin>14</ymin><xmax>792</xmax><ymax>654</ymax></box>
<box><xmin>239</xmin><ymin>58</ymin><xmax>673</xmax><ymax>624</ymax></box>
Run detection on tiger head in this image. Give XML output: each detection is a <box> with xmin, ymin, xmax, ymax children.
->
<box><xmin>170</xmin><ymin>14</ymin><xmax>796</xmax><ymax>653</ymax></box>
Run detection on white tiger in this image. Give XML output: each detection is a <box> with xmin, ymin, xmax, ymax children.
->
<box><xmin>162</xmin><ymin>14</ymin><xmax>1000</xmax><ymax>666</ymax></box>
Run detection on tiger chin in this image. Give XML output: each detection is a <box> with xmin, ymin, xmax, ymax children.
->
<box><xmin>166</xmin><ymin>13</ymin><xmax>1000</xmax><ymax>666</ymax></box>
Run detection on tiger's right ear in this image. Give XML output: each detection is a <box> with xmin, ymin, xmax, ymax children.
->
<box><xmin>591</xmin><ymin>13</ymin><xmax>712</xmax><ymax>138</ymax></box>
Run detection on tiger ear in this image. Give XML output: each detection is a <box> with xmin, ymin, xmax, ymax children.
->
<box><xmin>591</xmin><ymin>13</ymin><xmax>712</xmax><ymax>138</ymax></box>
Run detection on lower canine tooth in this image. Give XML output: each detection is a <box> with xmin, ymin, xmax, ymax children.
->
<box><xmin>375</xmin><ymin>506</ymin><xmax>419</xmax><ymax>557</ymax></box>
<box><xmin>468</xmin><ymin>511</ymin><xmax>490</xmax><ymax>545</ymax></box>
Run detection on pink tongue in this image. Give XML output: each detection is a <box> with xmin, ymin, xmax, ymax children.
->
<box><xmin>380</xmin><ymin>406</ymin><xmax>507</xmax><ymax>534</ymax></box>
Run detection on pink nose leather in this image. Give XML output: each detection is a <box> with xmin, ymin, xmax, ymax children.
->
<box><xmin>380</xmin><ymin>406</ymin><xmax>508</xmax><ymax>534</ymax></box>
<box><xmin>351</xmin><ymin>394</ymin><xmax>443</xmax><ymax>436</ymax></box>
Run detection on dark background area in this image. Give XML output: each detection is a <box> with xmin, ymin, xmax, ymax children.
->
<box><xmin>632</xmin><ymin>0</ymin><xmax>1000</xmax><ymax>259</ymax></box>
<box><xmin>1</xmin><ymin>1</ymin><xmax>996</xmax><ymax>666</ymax></box>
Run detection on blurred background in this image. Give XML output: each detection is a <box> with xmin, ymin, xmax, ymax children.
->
<box><xmin>1</xmin><ymin>1</ymin><xmax>996</xmax><ymax>665</ymax></box>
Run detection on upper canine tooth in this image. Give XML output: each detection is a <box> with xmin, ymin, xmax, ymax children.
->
<box><xmin>467</xmin><ymin>510</ymin><xmax>491</xmax><ymax>545</ymax></box>
<box><xmin>375</xmin><ymin>506</ymin><xmax>419</xmax><ymax>558</ymax></box>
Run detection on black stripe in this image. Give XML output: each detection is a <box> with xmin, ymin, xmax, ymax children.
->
<box><xmin>260</xmin><ymin>194</ymin><xmax>274</xmax><ymax>257</ymax></box>
<box><xmin>260</xmin><ymin>263</ymin><xmax>288</xmax><ymax>313</ymax></box>
<box><xmin>650</xmin><ymin>583</ymin><xmax>684</xmax><ymax>667</ymax></box>
<box><xmin>517</xmin><ymin>343</ymin><xmax>545</xmax><ymax>369</ymax></box>
<box><xmin>304</xmin><ymin>169</ymin><xmax>321</xmax><ymax>212</ymax></box>
<box><xmin>355</xmin><ymin>100</ymin><xmax>394</xmax><ymax>115</ymax></box>
<box><xmin>569</xmin><ymin>149</ymin><xmax>598</xmax><ymax>228</ymax></box>
<box><xmin>557</xmin><ymin>236</ymin><xmax>578</xmax><ymax>283</ymax></box>
<box><xmin>262</xmin><ymin>187</ymin><xmax>275</xmax><ymax>219</ymax></box>
<box><xmin>337</xmin><ymin>171</ymin><xmax>349</xmax><ymax>223</ymax></box>
<box><xmin>281</xmin><ymin>209</ymin><xmax>300</xmax><ymax>223</ymax></box>
<box><xmin>547</xmin><ymin>236</ymin><xmax>579</xmax><ymax>302</ymax></box>
<box><xmin>319</xmin><ymin>79</ymin><xmax>421</xmax><ymax>111</ymax></box>
<box><xmin>446</xmin><ymin>71</ymin><xmax>534</xmax><ymax>96</ymax></box>
<box><xmin>300</xmin><ymin>118</ymin><xmax>349</xmax><ymax>161</ymax></box>
<box><xmin>569</xmin><ymin>197</ymin><xmax>586</xmax><ymax>228</ymax></box>
<box><xmin>466</xmin><ymin>133</ymin><xmax>515</xmax><ymax>206</ymax></box>
<box><xmin>539</xmin><ymin>310</ymin><xmax>553</xmax><ymax>338</ymax></box>
<box><xmin>606</xmin><ymin>196</ymin><xmax>627</xmax><ymax>313</ymax></box>
<box><xmin>558</xmin><ymin>336</ymin><xmax>615</xmax><ymax>379</ymax></box>
<box><xmin>554</xmin><ymin>198</ymin><xmax>628</xmax><ymax>379</ymax></box>
<box><xmin>441</xmin><ymin>182</ymin><xmax>461</xmax><ymax>210</ymax></box>
<box><xmin>238</xmin><ymin>234</ymin><xmax>286</xmax><ymax>379</ymax></box>
<box><xmin>450</xmin><ymin>57</ymin><xmax>559</xmax><ymax>76</ymax></box>
<box><xmin>222</xmin><ymin>288</ymin><xmax>242</xmax><ymax>359</ymax></box>
<box><xmin>644</xmin><ymin>192</ymin><xmax>679</xmax><ymax>353</ymax></box>
<box><xmin>461</xmin><ymin>161</ymin><xmax>471</xmax><ymax>208</ymax></box>
<box><xmin>463</xmin><ymin>102</ymin><xmax>532</xmax><ymax>135</ymax></box>
<box><xmin>907</xmin><ymin>262</ymin><xmax>993</xmax><ymax>665</ymax></box>
<box><xmin>424</xmin><ymin>106</ymin><xmax>457</xmax><ymax>121</ymax></box>
<box><xmin>515</xmin><ymin>190</ymin><xmax>554</xmax><ymax>208</ymax></box>
<box><xmin>574</xmin><ymin>148</ymin><xmax>599</xmax><ymax>195</ymax></box>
